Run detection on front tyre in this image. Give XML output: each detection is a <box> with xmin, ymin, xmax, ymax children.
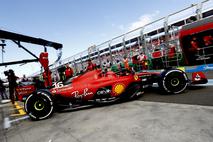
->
<box><xmin>159</xmin><ymin>69</ymin><xmax>188</xmax><ymax>94</ymax></box>
<box><xmin>24</xmin><ymin>90</ymin><xmax>54</xmax><ymax>120</ymax></box>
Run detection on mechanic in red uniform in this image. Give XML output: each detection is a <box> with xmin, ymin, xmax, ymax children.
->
<box><xmin>123</xmin><ymin>56</ymin><xmax>130</xmax><ymax>71</ymax></box>
<box><xmin>203</xmin><ymin>35</ymin><xmax>213</xmax><ymax>46</ymax></box>
<box><xmin>186</xmin><ymin>37</ymin><xmax>200</xmax><ymax>65</ymax></box>
<box><xmin>137</xmin><ymin>53</ymin><xmax>148</xmax><ymax>70</ymax></box>
<box><xmin>203</xmin><ymin>35</ymin><xmax>213</xmax><ymax>61</ymax></box>
<box><xmin>86</xmin><ymin>59</ymin><xmax>96</xmax><ymax>71</ymax></box>
<box><xmin>189</xmin><ymin>37</ymin><xmax>200</xmax><ymax>52</ymax></box>
<box><xmin>43</xmin><ymin>69</ymin><xmax>52</xmax><ymax>88</ymax></box>
<box><xmin>65</xmin><ymin>64</ymin><xmax>74</xmax><ymax>79</ymax></box>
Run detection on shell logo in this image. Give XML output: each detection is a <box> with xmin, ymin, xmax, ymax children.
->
<box><xmin>113</xmin><ymin>84</ymin><xmax>125</xmax><ymax>95</ymax></box>
<box><xmin>134</xmin><ymin>75</ymin><xmax>139</xmax><ymax>81</ymax></box>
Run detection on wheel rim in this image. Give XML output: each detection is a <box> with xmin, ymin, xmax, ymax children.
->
<box><xmin>163</xmin><ymin>70</ymin><xmax>187</xmax><ymax>94</ymax></box>
<box><xmin>34</xmin><ymin>101</ymin><xmax>45</xmax><ymax>111</ymax></box>
<box><xmin>171</xmin><ymin>78</ymin><xmax>180</xmax><ymax>87</ymax></box>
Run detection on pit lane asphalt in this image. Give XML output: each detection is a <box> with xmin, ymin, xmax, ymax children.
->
<box><xmin>1</xmin><ymin>71</ymin><xmax>213</xmax><ymax>142</ymax></box>
<box><xmin>141</xmin><ymin>85</ymin><xmax>213</xmax><ymax>106</ymax></box>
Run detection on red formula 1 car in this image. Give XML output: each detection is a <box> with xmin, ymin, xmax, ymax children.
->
<box><xmin>24</xmin><ymin>67</ymin><xmax>207</xmax><ymax>120</ymax></box>
<box><xmin>24</xmin><ymin>69</ymin><xmax>144</xmax><ymax>120</ymax></box>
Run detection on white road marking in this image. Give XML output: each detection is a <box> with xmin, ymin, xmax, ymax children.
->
<box><xmin>3</xmin><ymin>115</ymin><xmax>29</xmax><ymax>129</ymax></box>
<box><xmin>3</xmin><ymin>117</ymin><xmax>10</xmax><ymax>129</ymax></box>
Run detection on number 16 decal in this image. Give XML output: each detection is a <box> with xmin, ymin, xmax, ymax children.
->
<box><xmin>53</xmin><ymin>82</ymin><xmax>64</xmax><ymax>88</ymax></box>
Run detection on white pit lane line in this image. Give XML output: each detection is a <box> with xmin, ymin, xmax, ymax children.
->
<box><xmin>3</xmin><ymin>102</ymin><xmax>29</xmax><ymax>129</ymax></box>
<box><xmin>4</xmin><ymin>115</ymin><xmax>29</xmax><ymax>129</ymax></box>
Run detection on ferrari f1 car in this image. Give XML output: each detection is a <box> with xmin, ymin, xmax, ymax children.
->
<box><xmin>24</xmin><ymin>69</ymin><xmax>144</xmax><ymax>120</ymax></box>
<box><xmin>24</xmin><ymin>67</ymin><xmax>208</xmax><ymax>120</ymax></box>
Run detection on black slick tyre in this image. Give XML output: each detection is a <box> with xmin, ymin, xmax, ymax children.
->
<box><xmin>24</xmin><ymin>90</ymin><xmax>54</xmax><ymax>120</ymax></box>
<box><xmin>158</xmin><ymin>69</ymin><xmax>188</xmax><ymax>94</ymax></box>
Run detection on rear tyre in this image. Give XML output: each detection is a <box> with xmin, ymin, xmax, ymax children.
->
<box><xmin>158</xmin><ymin>69</ymin><xmax>188</xmax><ymax>94</ymax></box>
<box><xmin>24</xmin><ymin>90</ymin><xmax>54</xmax><ymax>120</ymax></box>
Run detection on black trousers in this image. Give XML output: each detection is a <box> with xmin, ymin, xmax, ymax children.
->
<box><xmin>9</xmin><ymin>87</ymin><xmax>15</xmax><ymax>104</ymax></box>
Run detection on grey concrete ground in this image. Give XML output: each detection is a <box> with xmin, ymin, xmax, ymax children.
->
<box><xmin>1</xmin><ymin>101</ymin><xmax>213</xmax><ymax>142</ymax></box>
<box><xmin>0</xmin><ymin>103</ymin><xmax>11</xmax><ymax>142</ymax></box>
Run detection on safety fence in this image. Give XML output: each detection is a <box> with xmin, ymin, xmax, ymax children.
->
<box><xmin>32</xmin><ymin>0</ymin><xmax>213</xmax><ymax>77</ymax></box>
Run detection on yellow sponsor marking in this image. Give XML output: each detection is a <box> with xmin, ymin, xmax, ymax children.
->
<box><xmin>10</xmin><ymin>102</ymin><xmax>26</xmax><ymax>117</ymax></box>
<box><xmin>177</xmin><ymin>67</ymin><xmax>185</xmax><ymax>72</ymax></box>
<box><xmin>114</xmin><ymin>84</ymin><xmax>125</xmax><ymax>95</ymax></box>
